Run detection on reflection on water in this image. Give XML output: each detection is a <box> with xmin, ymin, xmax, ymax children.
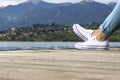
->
<box><xmin>0</xmin><ymin>42</ymin><xmax>119</xmax><ymax>50</ymax></box>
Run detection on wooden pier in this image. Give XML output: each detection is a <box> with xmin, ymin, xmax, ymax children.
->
<box><xmin>0</xmin><ymin>49</ymin><xmax>120</xmax><ymax>80</ymax></box>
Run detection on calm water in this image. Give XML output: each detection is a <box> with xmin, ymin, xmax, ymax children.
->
<box><xmin>0</xmin><ymin>42</ymin><xmax>119</xmax><ymax>50</ymax></box>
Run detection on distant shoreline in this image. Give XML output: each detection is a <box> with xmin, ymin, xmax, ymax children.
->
<box><xmin>0</xmin><ymin>24</ymin><xmax>120</xmax><ymax>42</ymax></box>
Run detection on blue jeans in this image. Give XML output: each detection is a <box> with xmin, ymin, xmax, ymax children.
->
<box><xmin>99</xmin><ymin>0</ymin><xmax>120</xmax><ymax>37</ymax></box>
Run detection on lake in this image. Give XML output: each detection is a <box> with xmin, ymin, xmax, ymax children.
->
<box><xmin>0</xmin><ymin>42</ymin><xmax>119</xmax><ymax>50</ymax></box>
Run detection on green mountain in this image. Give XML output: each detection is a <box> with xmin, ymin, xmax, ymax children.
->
<box><xmin>0</xmin><ymin>0</ymin><xmax>115</xmax><ymax>30</ymax></box>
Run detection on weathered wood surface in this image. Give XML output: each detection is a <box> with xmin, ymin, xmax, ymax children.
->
<box><xmin>0</xmin><ymin>49</ymin><xmax>120</xmax><ymax>80</ymax></box>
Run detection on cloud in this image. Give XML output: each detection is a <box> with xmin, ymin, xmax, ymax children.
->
<box><xmin>0</xmin><ymin>0</ymin><xmax>27</xmax><ymax>7</ymax></box>
<box><xmin>42</xmin><ymin>0</ymin><xmax>118</xmax><ymax>3</ymax></box>
<box><xmin>42</xmin><ymin>0</ymin><xmax>82</xmax><ymax>3</ymax></box>
<box><xmin>94</xmin><ymin>0</ymin><xmax>119</xmax><ymax>3</ymax></box>
<box><xmin>0</xmin><ymin>0</ymin><xmax>119</xmax><ymax>7</ymax></box>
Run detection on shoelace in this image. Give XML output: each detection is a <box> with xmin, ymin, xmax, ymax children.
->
<box><xmin>83</xmin><ymin>29</ymin><xmax>92</xmax><ymax>39</ymax></box>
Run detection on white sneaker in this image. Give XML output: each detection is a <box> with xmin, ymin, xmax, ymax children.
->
<box><xmin>73</xmin><ymin>24</ymin><xmax>94</xmax><ymax>41</ymax></box>
<box><xmin>75</xmin><ymin>36</ymin><xmax>109</xmax><ymax>50</ymax></box>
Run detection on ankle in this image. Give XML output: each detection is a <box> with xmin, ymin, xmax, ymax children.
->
<box><xmin>92</xmin><ymin>29</ymin><xmax>107</xmax><ymax>41</ymax></box>
<box><xmin>96</xmin><ymin>35</ymin><xmax>107</xmax><ymax>41</ymax></box>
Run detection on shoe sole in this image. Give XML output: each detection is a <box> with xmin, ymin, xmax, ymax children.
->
<box><xmin>73</xmin><ymin>24</ymin><xmax>88</xmax><ymax>41</ymax></box>
<box><xmin>77</xmin><ymin>48</ymin><xmax>109</xmax><ymax>51</ymax></box>
<box><xmin>75</xmin><ymin>45</ymin><xmax>109</xmax><ymax>50</ymax></box>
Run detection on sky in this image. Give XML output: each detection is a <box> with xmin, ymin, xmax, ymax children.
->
<box><xmin>0</xmin><ymin>0</ymin><xmax>119</xmax><ymax>7</ymax></box>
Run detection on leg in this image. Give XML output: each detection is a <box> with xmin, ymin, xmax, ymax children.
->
<box><xmin>93</xmin><ymin>0</ymin><xmax>120</xmax><ymax>41</ymax></box>
<box><xmin>100</xmin><ymin>0</ymin><xmax>120</xmax><ymax>37</ymax></box>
